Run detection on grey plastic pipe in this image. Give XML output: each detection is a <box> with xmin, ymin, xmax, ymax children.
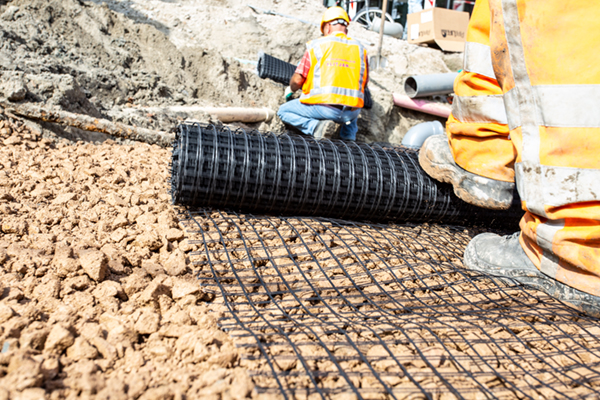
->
<box><xmin>404</xmin><ymin>73</ymin><xmax>459</xmax><ymax>98</ymax></box>
<box><xmin>370</xmin><ymin>16</ymin><xmax>404</xmax><ymax>38</ymax></box>
<box><xmin>401</xmin><ymin>121</ymin><xmax>444</xmax><ymax>149</ymax></box>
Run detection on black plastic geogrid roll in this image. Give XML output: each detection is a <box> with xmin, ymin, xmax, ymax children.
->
<box><xmin>171</xmin><ymin>123</ymin><xmax>522</xmax><ymax>228</ymax></box>
<box><xmin>257</xmin><ymin>52</ymin><xmax>297</xmax><ymax>86</ymax></box>
<box><xmin>257</xmin><ymin>51</ymin><xmax>374</xmax><ymax>109</ymax></box>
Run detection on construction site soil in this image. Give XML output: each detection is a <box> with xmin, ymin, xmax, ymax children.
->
<box><xmin>2</xmin><ymin>0</ymin><xmax>599</xmax><ymax>399</ymax></box>
<box><xmin>0</xmin><ymin>0</ymin><xmax>460</xmax><ymax>143</ymax></box>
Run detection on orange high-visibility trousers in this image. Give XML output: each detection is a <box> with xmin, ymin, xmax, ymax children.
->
<box><xmin>446</xmin><ymin>0</ymin><xmax>515</xmax><ymax>183</ymax></box>
<box><xmin>490</xmin><ymin>0</ymin><xmax>600</xmax><ymax>296</ymax></box>
<box><xmin>455</xmin><ymin>0</ymin><xmax>600</xmax><ymax>296</ymax></box>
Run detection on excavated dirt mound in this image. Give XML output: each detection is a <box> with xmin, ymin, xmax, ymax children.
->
<box><xmin>0</xmin><ymin>0</ymin><xmax>460</xmax><ymax>144</ymax></box>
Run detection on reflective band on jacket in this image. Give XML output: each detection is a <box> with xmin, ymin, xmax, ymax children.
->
<box><xmin>300</xmin><ymin>33</ymin><xmax>366</xmax><ymax>107</ymax></box>
<box><xmin>515</xmin><ymin>162</ymin><xmax>600</xmax><ymax>208</ymax></box>
<box><xmin>451</xmin><ymin>94</ymin><xmax>507</xmax><ymax>125</ymax></box>
<box><xmin>504</xmin><ymin>85</ymin><xmax>600</xmax><ymax>130</ymax></box>
<box><xmin>535</xmin><ymin>219</ymin><xmax>564</xmax><ymax>278</ymax></box>
<box><xmin>453</xmin><ymin>39</ymin><xmax>507</xmax><ymax>125</ymax></box>
<box><xmin>306</xmin><ymin>86</ymin><xmax>363</xmax><ymax>99</ymax></box>
<box><xmin>463</xmin><ymin>41</ymin><xmax>496</xmax><ymax>79</ymax></box>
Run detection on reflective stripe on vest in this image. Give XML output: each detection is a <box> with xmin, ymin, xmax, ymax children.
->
<box><xmin>504</xmin><ymin>85</ymin><xmax>600</xmax><ymax>130</ymax></box>
<box><xmin>451</xmin><ymin>94</ymin><xmax>507</xmax><ymax>125</ymax></box>
<box><xmin>452</xmin><ymin>40</ymin><xmax>507</xmax><ymax>125</ymax></box>
<box><xmin>499</xmin><ymin>0</ymin><xmax>600</xmax><ymax>214</ymax></box>
<box><xmin>300</xmin><ymin>33</ymin><xmax>366</xmax><ymax>106</ymax></box>
<box><xmin>304</xmin><ymin>86</ymin><xmax>364</xmax><ymax>99</ymax></box>
<box><xmin>463</xmin><ymin>41</ymin><xmax>496</xmax><ymax>80</ymax></box>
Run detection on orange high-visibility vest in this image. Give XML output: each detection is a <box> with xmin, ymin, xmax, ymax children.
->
<box><xmin>300</xmin><ymin>32</ymin><xmax>367</xmax><ymax>108</ymax></box>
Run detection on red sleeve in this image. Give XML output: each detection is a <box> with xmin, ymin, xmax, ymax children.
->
<box><xmin>295</xmin><ymin>50</ymin><xmax>311</xmax><ymax>78</ymax></box>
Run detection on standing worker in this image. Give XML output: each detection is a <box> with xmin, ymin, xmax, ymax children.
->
<box><xmin>277</xmin><ymin>6</ymin><xmax>369</xmax><ymax>141</ymax></box>
<box><xmin>419</xmin><ymin>0</ymin><xmax>600</xmax><ymax>316</ymax></box>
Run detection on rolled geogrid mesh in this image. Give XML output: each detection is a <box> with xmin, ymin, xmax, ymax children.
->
<box><xmin>257</xmin><ymin>51</ymin><xmax>373</xmax><ymax>109</ymax></box>
<box><xmin>171</xmin><ymin>122</ymin><xmax>521</xmax><ymax>228</ymax></box>
<box><xmin>257</xmin><ymin>52</ymin><xmax>297</xmax><ymax>86</ymax></box>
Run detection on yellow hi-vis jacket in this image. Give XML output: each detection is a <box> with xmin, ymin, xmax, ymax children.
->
<box><xmin>300</xmin><ymin>32</ymin><xmax>368</xmax><ymax>108</ymax></box>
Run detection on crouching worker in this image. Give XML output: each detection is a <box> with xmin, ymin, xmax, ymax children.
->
<box><xmin>277</xmin><ymin>6</ymin><xmax>369</xmax><ymax>141</ymax></box>
<box><xmin>419</xmin><ymin>0</ymin><xmax>600</xmax><ymax>317</ymax></box>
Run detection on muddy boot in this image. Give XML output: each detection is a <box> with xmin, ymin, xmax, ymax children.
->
<box><xmin>464</xmin><ymin>232</ymin><xmax>600</xmax><ymax>318</ymax></box>
<box><xmin>418</xmin><ymin>134</ymin><xmax>514</xmax><ymax>210</ymax></box>
<box><xmin>313</xmin><ymin>120</ymin><xmax>339</xmax><ymax>140</ymax></box>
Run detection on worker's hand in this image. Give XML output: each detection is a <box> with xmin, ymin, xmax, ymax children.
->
<box><xmin>284</xmin><ymin>86</ymin><xmax>295</xmax><ymax>102</ymax></box>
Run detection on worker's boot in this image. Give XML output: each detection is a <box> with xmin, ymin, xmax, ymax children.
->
<box><xmin>418</xmin><ymin>134</ymin><xmax>514</xmax><ymax>210</ymax></box>
<box><xmin>313</xmin><ymin>120</ymin><xmax>339</xmax><ymax>140</ymax></box>
<box><xmin>464</xmin><ymin>232</ymin><xmax>600</xmax><ymax>318</ymax></box>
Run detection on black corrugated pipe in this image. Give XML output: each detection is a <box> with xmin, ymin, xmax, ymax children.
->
<box><xmin>257</xmin><ymin>52</ymin><xmax>374</xmax><ymax>109</ymax></box>
<box><xmin>257</xmin><ymin>52</ymin><xmax>297</xmax><ymax>86</ymax></box>
<box><xmin>171</xmin><ymin>123</ymin><xmax>522</xmax><ymax>229</ymax></box>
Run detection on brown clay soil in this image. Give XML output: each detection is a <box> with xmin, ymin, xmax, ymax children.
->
<box><xmin>0</xmin><ymin>1</ymin><xmax>465</xmax><ymax>398</ymax></box>
<box><xmin>0</xmin><ymin>108</ymin><xmax>255</xmax><ymax>399</ymax></box>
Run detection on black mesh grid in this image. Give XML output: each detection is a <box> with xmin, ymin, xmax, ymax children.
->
<box><xmin>181</xmin><ymin>209</ymin><xmax>600</xmax><ymax>400</ymax></box>
<box><xmin>170</xmin><ymin>123</ymin><xmax>522</xmax><ymax>230</ymax></box>
<box><xmin>258</xmin><ymin>51</ymin><xmax>298</xmax><ymax>86</ymax></box>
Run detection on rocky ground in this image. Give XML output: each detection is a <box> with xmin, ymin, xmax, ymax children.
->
<box><xmin>3</xmin><ymin>107</ymin><xmax>600</xmax><ymax>399</ymax></box>
<box><xmin>0</xmin><ymin>107</ymin><xmax>261</xmax><ymax>399</ymax></box>
<box><xmin>0</xmin><ymin>0</ymin><xmax>470</xmax><ymax>399</ymax></box>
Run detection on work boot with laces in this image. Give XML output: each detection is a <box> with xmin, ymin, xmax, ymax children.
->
<box><xmin>313</xmin><ymin>120</ymin><xmax>339</xmax><ymax>140</ymax></box>
<box><xmin>418</xmin><ymin>134</ymin><xmax>514</xmax><ymax>210</ymax></box>
<box><xmin>464</xmin><ymin>232</ymin><xmax>600</xmax><ymax>318</ymax></box>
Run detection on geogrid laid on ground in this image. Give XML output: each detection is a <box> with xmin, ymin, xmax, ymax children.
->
<box><xmin>182</xmin><ymin>208</ymin><xmax>600</xmax><ymax>400</ymax></box>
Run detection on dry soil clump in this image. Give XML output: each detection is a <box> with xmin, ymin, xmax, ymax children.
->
<box><xmin>0</xmin><ymin>107</ymin><xmax>257</xmax><ymax>399</ymax></box>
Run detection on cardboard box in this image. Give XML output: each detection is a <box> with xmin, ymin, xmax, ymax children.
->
<box><xmin>407</xmin><ymin>7</ymin><xmax>470</xmax><ymax>52</ymax></box>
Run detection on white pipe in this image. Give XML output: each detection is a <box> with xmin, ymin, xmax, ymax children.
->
<box><xmin>247</xmin><ymin>5</ymin><xmax>318</xmax><ymax>27</ymax></box>
<box><xmin>401</xmin><ymin>121</ymin><xmax>444</xmax><ymax>149</ymax></box>
<box><xmin>201</xmin><ymin>107</ymin><xmax>274</xmax><ymax>123</ymax></box>
<box><xmin>125</xmin><ymin>106</ymin><xmax>275</xmax><ymax>123</ymax></box>
<box><xmin>393</xmin><ymin>93</ymin><xmax>451</xmax><ymax>118</ymax></box>
<box><xmin>404</xmin><ymin>73</ymin><xmax>459</xmax><ymax>98</ymax></box>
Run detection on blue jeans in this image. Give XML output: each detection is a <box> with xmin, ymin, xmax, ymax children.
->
<box><xmin>277</xmin><ymin>99</ymin><xmax>361</xmax><ymax>141</ymax></box>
